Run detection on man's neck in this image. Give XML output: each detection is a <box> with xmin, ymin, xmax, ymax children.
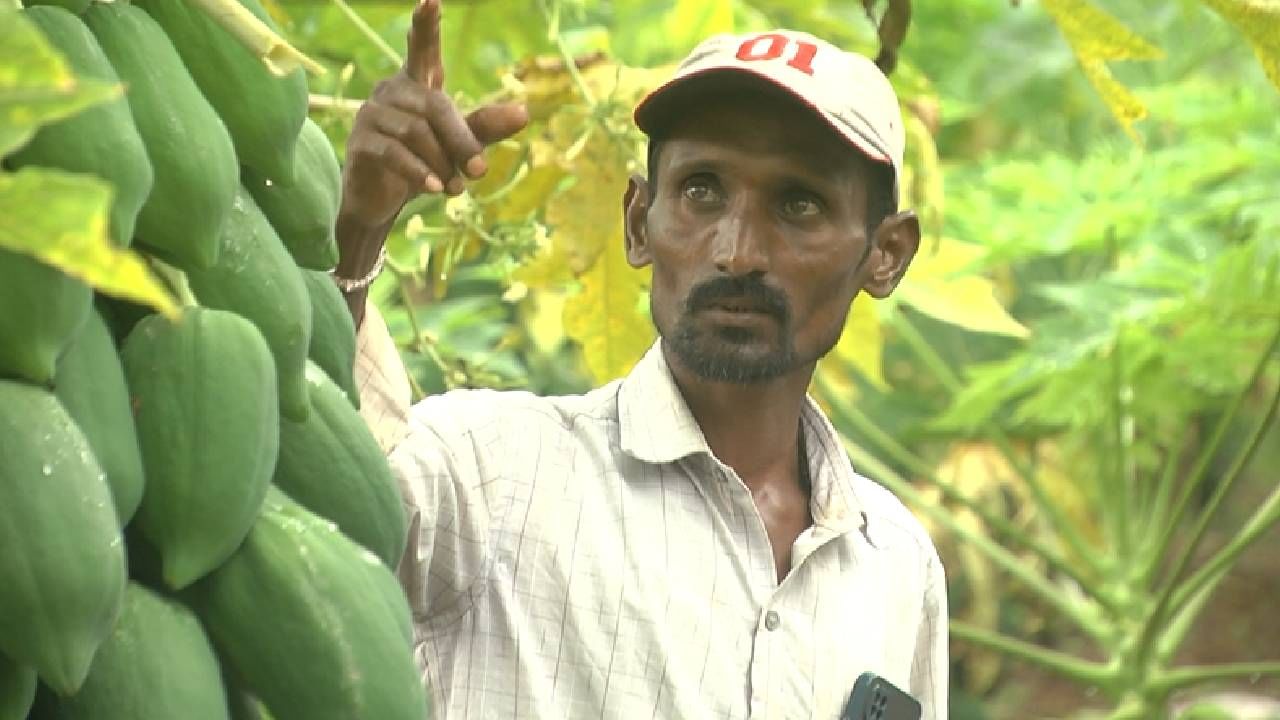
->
<box><xmin>663</xmin><ymin>347</ymin><xmax>815</xmax><ymax>492</ymax></box>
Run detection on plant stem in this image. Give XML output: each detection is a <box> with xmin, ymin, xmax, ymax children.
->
<box><xmin>817</xmin><ymin>373</ymin><xmax>1102</xmax><ymax>599</ymax></box>
<box><xmin>329</xmin><ymin>0</ymin><xmax>402</xmax><ymax>66</ymax></box>
<box><xmin>537</xmin><ymin>0</ymin><xmax>596</xmax><ymax>107</ymax></box>
<box><xmin>1142</xmin><ymin>319</ymin><xmax>1280</xmax><ymax>585</ymax></box>
<box><xmin>1136</xmin><ymin>323</ymin><xmax>1280</xmax><ymax>658</ymax></box>
<box><xmin>388</xmin><ymin>264</ymin><xmax>445</xmax><ymax>399</ymax></box>
<box><xmin>1105</xmin><ymin>334</ymin><xmax>1133</xmax><ymax>565</ymax></box>
<box><xmin>1139</xmin><ymin>426</ymin><xmax>1188</xmax><ymax>562</ymax></box>
<box><xmin>890</xmin><ymin>310</ymin><xmax>1103</xmax><ymax>573</ymax></box>
<box><xmin>1165</xmin><ymin>333</ymin><xmax>1280</xmax><ymax>605</ymax></box>
<box><xmin>843</xmin><ymin>437</ymin><xmax>1111</xmax><ymax>639</ymax></box>
<box><xmin>187</xmin><ymin>0</ymin><xmax>325</xmax><ymax>75</ymax></box>
<box><xmin>1168</xmin><ymin>457</ymin><xmax>1280</xmax><ymax>618</ymax></box>
<box><xmin>148</xmin><ymin>258</ymin><xmax>199</xmax><ymax>308</ymax></box>
<box><xmin>308</xmin><ymin>93</ymin><xmax>363</xmax><ymax>114</ymax></box>
<box><xmin>1151</xmin><ymin>662</ymin><xmax>1280</xmax><ymax>693</ymax></box>
<box><xmin>950</xmin><ymin>621</ymin><xmax>1115</xmax><ymax>689</ymax></box>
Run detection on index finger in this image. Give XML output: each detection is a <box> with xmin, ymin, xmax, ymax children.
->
<box><xmin>405</xmin><ymin>0</ymin><xmax>444</xmax><ymax>89</ymax></box>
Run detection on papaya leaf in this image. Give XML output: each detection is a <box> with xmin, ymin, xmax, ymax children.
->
<box><xmin>0</xmin><ymin>167</ymin><xmax>179</xmax><ymax>318</ymax></box>
<box><xmin>562</xmin><ymin>238</ymin><xmax>653</xmax><ymax>384</ymax></box>
<box><xmin>0</xmin><ymin>10</ymin><xmax>121</xmax><ymax>157</ymax></box>
<box><xmin>816</xmin><ymin>293</ymin><xmax>887</xmax><ymax>402</ymax></box>
<box><xmin>1041</xmin><ymin>0</ymin><xmax>1164</xmax><ymax>141</ymax></box>
<box><xmin>1199</xmin><ymin>0</ymin><xmax>1280</xmax><ymax>92</ymax></box>
<box><xmin>663</xmin><ymin>0</ymin><xmax>735</xmax><ymax>51</ymax></box>
<box><xmin>545</xmin><ymin>126</ymin><xmax>632</xmax><ymax>274</ymax></box>
<box><xmin>898</xmin><ymin>237</ymin><xmax>1029</xmax><ymax>338</ymax></box>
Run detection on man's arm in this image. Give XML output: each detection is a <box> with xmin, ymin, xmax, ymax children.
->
<box><xmin>912</xmin><ymin>553</ymin><xmax>949</xmax><ymax>720</ymax></box>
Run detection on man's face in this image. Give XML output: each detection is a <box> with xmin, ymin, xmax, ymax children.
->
<box><xmin>625</xmin><ymin>91</ymin><xmax>911</xmax><ymax>384</ymax></box>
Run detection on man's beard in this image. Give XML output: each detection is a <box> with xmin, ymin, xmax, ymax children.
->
<box><xmin>661</xmin><ymin>275</ymin><xmax>798</xmax><ymax>384</ymax></box>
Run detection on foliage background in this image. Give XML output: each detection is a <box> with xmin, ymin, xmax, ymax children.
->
<box><xmin>270</xmin><ymin>0</ymin><xmax>1280</xmax><ymax>717</ymax></box>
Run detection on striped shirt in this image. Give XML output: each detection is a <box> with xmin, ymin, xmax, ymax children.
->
<box><xmin>354</xmin><ymin>304</ymin><xmax>948</xmax><ymax>720</ymax></box>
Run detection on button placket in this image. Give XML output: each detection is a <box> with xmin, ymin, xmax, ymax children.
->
<box><xmin>764</xmin><ymin>609</ymin><xmax>780</xmax><ymax>631</ymax></box>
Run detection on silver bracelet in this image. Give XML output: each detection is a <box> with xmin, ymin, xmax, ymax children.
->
<box><xmin>330</xmin><ymin>247</ymin><xmax>387</xmax><ymax>293</ymax></box>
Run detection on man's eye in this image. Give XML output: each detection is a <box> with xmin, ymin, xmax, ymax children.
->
<box><xmin>682</xmin><ymin>177</ymin><xmax>722</xmax><ymax>204</ymax></box>
<box><xmin>781</xmin><ymin>195</ymin><xmax>823</xmax><ymax>217</ymax></box>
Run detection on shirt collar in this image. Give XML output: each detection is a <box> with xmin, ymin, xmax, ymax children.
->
<box><xmin>618</xmin><ymin>341</ymin><xmax>868</xmax><ymax>532</ymax></box>
<box><xmin>618</xmin><ymin>341</ymin><xmax>710</xmax><ymax>464</ymax></box>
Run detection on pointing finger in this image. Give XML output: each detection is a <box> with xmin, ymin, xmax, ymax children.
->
<box><xmin>405</xmin><ymin>0</ymin><xmax>444</xmax><ymax>89</ymax></box>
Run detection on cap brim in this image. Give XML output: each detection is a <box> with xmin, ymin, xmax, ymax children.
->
<box><xmin>634</xmin><ymin>66</ymin><xmax>892</xmax><ymax>167</ymax></box>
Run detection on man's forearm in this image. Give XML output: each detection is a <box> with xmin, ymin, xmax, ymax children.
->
<box><xmin>335</xmin><ymin>210</ymin><xmax>395</xmax><ymax>328</ymax></box>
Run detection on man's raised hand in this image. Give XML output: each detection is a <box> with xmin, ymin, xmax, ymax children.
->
<box><xmin>339</xmin><ymin>0</ymin><xmax>530</xmax><ymax>229</ymax></box>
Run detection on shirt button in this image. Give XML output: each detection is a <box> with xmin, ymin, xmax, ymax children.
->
<box><xmin>764</xmin><ymin>610</ymin><xmax>781</xmax><ymax>631</ymax></box>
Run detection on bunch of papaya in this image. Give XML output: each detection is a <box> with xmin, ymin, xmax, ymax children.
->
<box><xmin>1</xmin><ymin>3</ymin><xmax>423</xmax><ymax>719</ymax></box>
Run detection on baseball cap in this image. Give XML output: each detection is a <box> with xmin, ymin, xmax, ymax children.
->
<box><xmin>634</xmin><ymin>30</ymin><xmax>905</xmax><ymax>203</ymax></box>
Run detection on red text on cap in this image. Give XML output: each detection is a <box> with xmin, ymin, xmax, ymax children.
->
<box><xmin>735</xmin><ymin>33</ymin><xmax>818</xmax><ymax>75</ymax></box>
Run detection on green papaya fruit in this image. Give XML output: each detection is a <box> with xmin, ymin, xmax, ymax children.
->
<box><xmin>0</xmin><ymin>381</ymin><xmax>126</xmax><ymax>695</ymax></box>
<box><xmin>43</xmin><ymin>583</ymin><xmax>230</xmax><ymax>720</ymax></box>
<box><xmin>190</xmin><ymin>489</ymin><xmax>426</xmax><ymax>720</ymax></box>
<box><xmin>0</xmin><ymin>249</ymin><xmax>91</xmax><ymax>384</ymax></box>
<box><xmin>299</xmin><ymin>269</ymin><xmax>358</xmax><ymax>407</ymax></box>
<box><xmin>187</xmin><ymin>188</ymin><xmax>312</xmax><ymax>422</ymax></box>
<box><xmin>132</xmin><ymin>0</ymin><xmax>306</xmax><ymax>184</ymax></box>
<box><xmin>274</xmin><ymin>362</ymin><xmax>405</xmax><ymax>568</ymax></box>
<box><xmin>22</xmin><ymin>0</ymin><xmax>93</xmax><ymax>16</ymax></box>
<box><xmin>83</xmin><ymin>2</ymin><xmax>237</xmax><ymax>270</ymax></box>
<box><xmin>10</xmin><ymin>6</ymin><xmax>154</xmax><ymax>248</ymax></box>
<box><xmin>0</xmin><ymin>653</ymin><xmax>36</xmax><ymax>720</ymax></box>
<box><xmin>243</xmin><ymin>118</ymin><xmax>341</xmax><ymax>269</ymax></box>
<box><xmin>121</xmin><ymin>308</ymin><xmax>279</xmax><ymax>590</ymax></box>
<box><xmin>55</xmin><ymin>308</ymin><xmax>146</xmax><ymax>524</ymax></box>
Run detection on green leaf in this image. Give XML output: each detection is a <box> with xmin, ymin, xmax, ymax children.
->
<box><xmin>0</xmin><ymin>9</ymin><xmax>121</xmax><ymax>157</ymax></box>
<box><xmin>0</xmin><ymin>167</ymin><xmax>179</xmax><ymax>318</ymax></box>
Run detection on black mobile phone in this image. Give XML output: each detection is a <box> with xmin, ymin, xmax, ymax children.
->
<box><xmin>841</xmin><ymin>672</ymin><xmax>922</xmax><ymax>720</ymax></box>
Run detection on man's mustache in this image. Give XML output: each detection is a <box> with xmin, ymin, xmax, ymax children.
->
<box><xmin>684</xmin><ymin>276</ymin><xmax>790</xmax><ymax>322</ymax></box>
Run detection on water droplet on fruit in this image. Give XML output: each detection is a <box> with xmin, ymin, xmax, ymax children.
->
<box><xmin>41</xmin><ymin>464</ymin><xmax>52</xmax><ymax>475</ymax></box>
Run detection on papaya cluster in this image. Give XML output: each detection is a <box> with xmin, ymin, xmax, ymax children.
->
<box><xmin>1</xmin><ymin>2</ymin><xmax>427</xmax><ymax>719</ymax></box>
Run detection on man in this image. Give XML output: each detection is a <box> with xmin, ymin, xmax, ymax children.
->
<box><xmin>336</xmin><ymin>1</ymin><xmax>947</xmax><ymax>717</ymax></box>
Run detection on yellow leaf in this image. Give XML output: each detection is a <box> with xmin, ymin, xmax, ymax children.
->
<box><xmin>513</xmin><ymin>224</ymin><xmax>575</xmax><ymax>289</ymax></box>
<box><xmin>1199</xmin><ymin>0</ymin><xmax>1280</xmax><ymax>92</ymax></box>
<box><xmin>1042</xmin><ymin>0</ymin><xmax>1164</xmax><ymax>140</ymax></box>
<box><xmin>472</xmin><ymin>139</ymin><xmax>566</xmax><ymax>222</ymax></box>
<box><xmin>898</xmin><ymin>237</ymin><xmax>1028</xmax><ymax>337</ymax></box>
<box><xmin>545</xmin><ymin>130</ymin><xmax>630</xmax><ymax>274</ymax></box>
<box><xmin>562</xmin><ymin>238</ymin><xmax>654</xmax><ymax>384</ymax></box>
<box><xmin>518</xmin><ymin>288</ymin><xmax>568</xmax><ymax>355</ymax></box>
<box><xmin>815</xmin><ymin>293</ymin><xmax>887</xmax><ymax>407</ymax></box>
<box><xmin>902</xmin><ymin>109</ymin><xmax>944</xmax><ymax>238</ymax></box>
<box><xmin>0</xmin><ymin>167</ymin><xmax>178</xmax><ymax>317</ymax></box>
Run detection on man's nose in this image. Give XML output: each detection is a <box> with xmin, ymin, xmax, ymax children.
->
<box><xmin>711</xmin><ymin>200</ymin><xmax>770</xmax><ymax>277</ymax></box>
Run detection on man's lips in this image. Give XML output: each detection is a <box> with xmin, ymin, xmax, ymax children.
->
<box><xmin>704</xmin><ymin>300</ymin><xmax>771</xmax><ymax>314</ymax></box>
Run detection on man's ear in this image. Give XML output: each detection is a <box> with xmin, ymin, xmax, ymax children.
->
<box><xmin>863</xmin><ymin>210</ymin><xmax>921</xmax><ymax>298</ymax></box>
<box><xmin>624</xmin><ymin>174</ymin><xmax>653</xmax><ymax>269</ymax></box>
